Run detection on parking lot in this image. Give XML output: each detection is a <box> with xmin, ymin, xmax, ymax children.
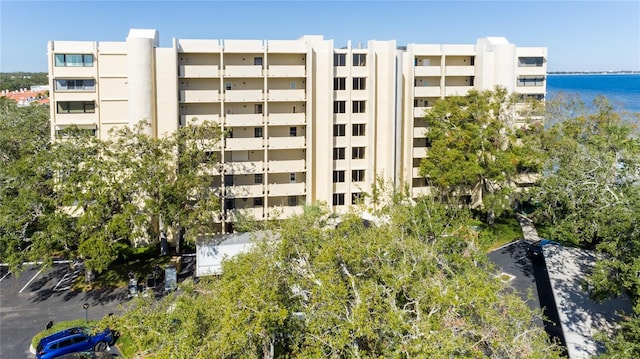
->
<box><xmin>0</xmin><ymin>262</ymin><xmax>126</xmax><ymax>358</ymax></box>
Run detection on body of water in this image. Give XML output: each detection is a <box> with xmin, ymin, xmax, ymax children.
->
<box><xmin>546</xmin><ymin>74</ymin><xmax>640</xmax><ymax>113</ymax></box>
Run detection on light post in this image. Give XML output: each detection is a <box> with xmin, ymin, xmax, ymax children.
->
<box><xmin>83</xmin><ymin>303</ymin><xmax>89</xmax><ymax>322</ymax></box>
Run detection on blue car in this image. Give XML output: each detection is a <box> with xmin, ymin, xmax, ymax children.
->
<box><xmin>35</xmin><ymin>327</ymin><xmax>113</xmax><ymax>359</ymax></box>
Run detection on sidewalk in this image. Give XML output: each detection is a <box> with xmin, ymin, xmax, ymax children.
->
<box><xmin>516</xmin><ymin>214</ymin><xmax>541</xmax><ymax>243</ymax></box>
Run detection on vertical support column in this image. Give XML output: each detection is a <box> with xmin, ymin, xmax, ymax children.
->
<box><xmin>127</xmin><ymin>36</ymin><xmax>155</xmax><ymax>136</ymax></box>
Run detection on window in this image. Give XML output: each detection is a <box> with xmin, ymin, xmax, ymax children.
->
<box><xmin>332</xmin><ymin>193</ymin><xmax>345</xmax><ymax>206</ymax></box>
<box><xmin>254</xmin><ymin>127</ymin><xmax>263</xmax><ymax>137</ymax></box>
<box><xmin>253</xmin><ymin>197</ymin><xmax>264</xmax><ymax>206</ymax></box>
<box><xmin>352</xmin><ymin>192</ymin><xmax>364</xmax><ymax>204</ymax></box>
<box><xmin>517</xmin><ymin>76</ymin><xmax>545</xmax><ymax>87</ymax></box>
<box><xmin>55</xmin><ymin>79</ymin><xmax>95</xmax><ymax>91</ymax></box>
<box><xmin>333</xmin><ymin>147</ymin><xmax>345</xmax><ymax>160</ymax></box>
<box><xmin>290</xmin><ymin>127</ymin><xmax>297</xmax><ymax>137</ymax></box>
<box><xmin>224</xmin><ymin>175</ymin><xmax>234</xmax><ymax>186</ymax></box>
<box><xmin>56</xmin><ymin>101</ymin><xmax>95</xmax><ymax>114</ymax></box>
<box><xmin>333</xmin><ymin>124</ymin><xmax>346</xmax><ymax>137</ymax></box>
<box><xmin>352</xmin><ymin>101</ymin><xmax>366</xmax><ymax>113</ymax></box>
<box><xmin>254</xmin><ymin>57</ymin><xmax>263</xmax><ymax>66</ymax></box>
<box><xmin>290</xmin><ymin>82</ymin><xmax>297</xmax><ymax>89</ymax></box>
<box><xmin>352</xmin><ymin>169</ymin><xmax>365</xmax><ymax>182</ymax></box>
<box><xmin>54</xmin><ymin>54</ymin><xmax>93</xmax><ymax>67</ymax></box>
<box><xmin>255</xmin><ymin>174</ymin><xmax>263</xmax><ymax>184</ymax></box>
<box><xmin>352</xmin><ymin>147</ymin><xmax>365</xmax><ymax>159</ymax></box>
<box><xmin>288</xmin><ymin>196</ymin><xmax>298</xmax><ymax>206</ymax></box>
<box><xmin>334</xmin><ymin>53</ymin><xmax>346</xmax><ymax>67</ymax></box>
<box><xmin>333</xmin><ymin>170</ymin><xmax>345</xmax><ymax>183</ymax></box>
<box><xmin>518</xmin><ymin>57</ymin><xmax>544</xmax><ymax>67</ymax></box>
<box><xmin>254</xmin><ymin>104</ymin><xmax>263</xmax><ymax>114</ymax></box>
<box><xmin>352</xmin><ymin>124</ymin><xmax>365</xmax><ymax>136</ymax></box>
<box><xmin>333</xmin><ymin>101</ymin><xmax>346</xmax><ymax>114</ymax></box>
<box><xmin>334</xmin><ymin>77</ymin><xmax>346</xmax><ymax>90</ymax></box>
<box><xmin>290</xmin><ymin>173</ymin><xmax>296</xmax><ymax>183</ymax></box>
<box><xmin>226</xmin><ymin>82</ymin><xmax>232</xmax><ymax>91</ymax></box>
<box><xmin>353</xmin><ymin>77</ymin><xmax>366</xmax><ymax>90</ymax></box>
<box><xmin>353</xmin><ymin>54</ymin><xmax>366</xmax><ymax>66</ymax></box>
<box><xmin>225</xmin><ymin>198</ymin><xmax>235</xmax><ymax>210</ymax></box>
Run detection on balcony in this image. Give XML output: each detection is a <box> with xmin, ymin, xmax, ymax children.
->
<box><xmin>226</xmin><ymin>184</ymin><xmax>264</xmax><ymax>198</ymax></box>
<box><xmin>268</xmin><ymin>182</ymin><xmax>306</xmax><ymax>196</ymax></box>
<box><xmin>413</xmin><ymin>127</ymin><xmax>428</xmax><ymax>138</ymax></box>
<box><xmin>414</xmin><ymin>87</ymin><xmax>441</xmax><ymax>97</ymax></box>
<box><xmin>517</xmin><ymin>67</ymin><xmax>546</xmax><ymax>76</ymax></box>
<box><xmin>444</xmin><ymin>66</ymin><xmax>475</xmax><ymax>76</ymax></box>
<box><xmin>197</xmin><ymin>163</ymin><xmax>221</xmax><ymax>176</ymax></box>
<box><xmin>267</xmin><ymin>89</ymin><xmax>305</xmax><ymax>101</ymax></box>
<box><xmin>444</xmin><ymin>86</ymin><xmax>473</xmax><ymax>97</ymax></box>
<box><xmin>413</xmin><ymin>107</ymin><xmax>429</xmax><ymax>118</ymax></box>
<box><xmin>179</xmin><ymin>65</ymin><xmax>220</xmax><ymax>78</ymax></box>
<box><xmin>179</xmin><ymin>90</ymin><xmax>220</xmax><ymax>103</ymax></box>
<box><xmin>412</xmin><ymin>167</ymin><xmax>423</xmax><ymax>178</ymax></box>
<box><xmin>267</xmin><ymin>159</ymin><xmax>305</xmax><ymax>173</ymax></box>
<box><xmin>224</xmin><ymin>89</ymin><xmax>263</xmax><ymax>102</ymax></box>
<box><xmin>224</xmin><ymin>161</ymin><xmax>264</xmax><ymax>174</ymax></box>
<box><xmin>268</xmin><ymin>113</ymin><xmax>305</xmax><ymax>126</ymax></box>
<box><xmin>267</xmin><ymin>205</ymin><xmax>304</xmax><ymax>219</ymax></box>
<box><xmin>267</xmin><ymin>65</ymin><xmax>305</xmax><ymax>77</ymax></box>
<box><xmin>230</xmin><ymin>207</ymin><xmax>265</xmax><ymax>220</ymax></box>
<box><xmin>413</xmin><ymin>147</ymin><xmax>428</xmax><ymax>158</ymax></box>
<box><xmin>181</xmin><ymin>114</ymin><xmax>220</xmax><ymax>125</ymax></box>
<box><xmin>224</xmin><ymin>65</ymin><xmax>263</xmax><ymax>77</ymax></box>
<box><xmin>268</xmin><ymin>136</ymin><xmax>305</xmax><ymax>149</ymax></box>
<box><xmin>225</xmin><ymin>113</ymin><xmax>263</xmax><ymax>126</ymax></box>
<box><xmin>54</xmin><ymin>113</ymin><xmax>97</xmax><ymax>126</ymax></box>
<box><xmin>414</xmin><ymin>66</ymin><xmax>441</xmax><ymax>77</ymax></box>
<box><xmin>225</xmin><ymin>137</ymin><xmax>264</xmax><ymax>151</ymax></box>
<box><xmin>412</xmin><ymin>186</ymin><xmax>431</xmax><ymax>198</ymax></box>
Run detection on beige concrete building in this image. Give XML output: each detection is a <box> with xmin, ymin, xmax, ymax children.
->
<box><xmin>48</xmin><ymin>29</ymin><xmax>546</xmax><ymax>232</ymax></box>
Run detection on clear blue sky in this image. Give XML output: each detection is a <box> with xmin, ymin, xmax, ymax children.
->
<box><xmin>1</xmin><ymin>0</ymin><xmax>639</xmax><ymax>72</ymax></box>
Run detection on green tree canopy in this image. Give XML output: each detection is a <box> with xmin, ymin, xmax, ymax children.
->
<box><xmin>419</xmin><ymin>87</ymin><xmax>544</xmax><ymax>224</ymax></box>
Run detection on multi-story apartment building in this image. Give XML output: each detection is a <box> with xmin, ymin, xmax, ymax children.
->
<box><xmin>48</xmin><ymin>29</ymin><xmax>546</xmax><ymax>233</ymax></box>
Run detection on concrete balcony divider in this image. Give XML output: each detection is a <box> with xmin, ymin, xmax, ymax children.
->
<box><xmin>267</xmin><ymin>65</ymin><xmax>306</xmax><ymax>77</ymax></box>
<box><xmin>224</xmin><ymin>89</ymin><xmax>263</xmax><ymax>102</ymax></box>
<box><xmin>179</xmin><ymin>90</ymin><xmax>220</xmax><ymax>102</ymax></box>
<box><xmin>225</xmin><ymin>137</ymin><xmax>264</xmax><ymax>151</ymax></box>
<box><xmin>179</xmin><ymin>65</ymin><xmax>220</xmax><ymax>78</ymax></box>
<box><xmin>268</xmin><ymin>182</ymin><xmax>305</xmax><ymax>197</ymax></box>
<box><xmin>224</xmin><ymin>65</ymin><xmax>263</xmax><ymax>77</ymax></box>
<box><xmin>225</xmin><ymin>113</ymin><xmax>263</xmax><ymax>126</ymax></box>
<box><xmin>268</xmin><ymin>113</ymin><xmax>305</xmax><ymax>126</ymax></box>
<box><xmin>268</xmin><ymin>136</ymin><xmax>305</xmax><ymax>149</ymax></box>
<box><xmin>267</xmin><ymin>159</ymin><xmax>305</xmax><ymax>173</ymax></box>
<box><xmin>267</xmin><ymin>89</ymin><xmax>305</xmax><ymax>101</ymax></box>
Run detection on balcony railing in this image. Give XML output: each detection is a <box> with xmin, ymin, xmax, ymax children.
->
<box><xmin>230</xmin><ymin>207</ymin><xmax>265</xmax><ymax>220</ymax></box>
<box><xmin>267</xmin><ymin>205</ymin><xmax>304</xmax><ymax>219</ymax></box>
<box><xmin>268</xmin><ymin>136</ymin><xmax>305</xmax><ymax>149</ymax></box>
<box><xmin>224</xmin><ymin>65</ymin><xmax>263</xmax><ymax>77</ymax></box>
<box><xmin>181</xmin><ymin>114</ymin><xmax>220</xmax><ymax>125</ymax></box>
<box><xmin>179</xmin><ymin>90</ymin><xmax>220</xmax><ymax>102</ymax></box>
<box><xmin>268</xmin><ymin>182</ymin><xmax>306</xmax><ymax>197</ymax></box>
<box><xmin>226</xmin><ymin>184</ymin><xmax>265</xmax><ymax>198</ymax></box>
<box><xmin>225</xmin><ymin>113</ymin><xmax>263</xmax><ymax>126</ymax></box>
<box><xmin>414</xmin><ymin>66</ymin><xmax>442</xmax><ymax>77</ymax></box>
<box><xmin>267</xmin><ymin>159</ymin><xmax>305</xmax><ymax>173</ymax></box>
<box><xmin>267</xmin><ymin>65</ymin><xmax>305</xmax><ymax>77</ymax></box>
<box><xmin>225</xmin><ymin>137</ymin><xmax>264</xmax><ymax>151</ymax></box>
<box><xmin>444</xmin><ymin>66</ymin><xmax>475</xmax><ymax>76</ymax></box>
<box><xmin>224</xmin><ymin>161</ymin><xmax>264</xmax><ymax>174</ymax></box>
<box><xmin>268</xmin><ymin>89</ymin><xmax>305</xmax><ymax>101</ymax></box>
<box><xmin>224</xmin><ymin>89</ymin><xmax>263</xmax><ymax>102</ymax></box>
<box><xmin>444</xmin><ymin>86</ymin><xmax>473</xmax><ymax>97</ymax></box>
<box><xmin>413</xmin><ymin>107</ymin><xmax>429</xmax><ymax>117</ymax></box>
<box><xmin>413</xmin><ymin>127</ymin><xmax>428</xmax><ymax>138</ymax></box>
<box><xmin>268</xmin><ymin>113</ymin><xmax>305</xmax><ymax>126</ymax></box>
<box><xmin>179</xmin><ymin>65</ymin><xmax>220</xmax><ymax>78</ymax></box>
<box><xmin>413</xmin><ymin>147</ymin><xmax>428</xmax><ymax>158</ymax></box>
<box><xmin>415</xmin><ymin>87</ymin><xmax>441</xmax><ymax>97</ymax></box>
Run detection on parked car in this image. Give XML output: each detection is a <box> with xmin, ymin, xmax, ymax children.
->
<box><xmin>527</xmin><ymin>238</ymin><xmax>560</xmax><ymax>260</ymax></box>
<box><xmin>35</xmin><ymin>327</ymin><xmax>113</xmax><ymax>359</ymax></box>
<box><xmin>56</xmin><ymin>351</ymin><xmax>115</xmax><ymax>359</ymax></box>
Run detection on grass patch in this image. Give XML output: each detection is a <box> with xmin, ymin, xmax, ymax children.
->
<box><xmin>475</xmin><ymin>215</ymin><xmax>523</xmax><ymax>252</ymax></box>
<box><xmin>114</xmin><ymin>331</ymin><xmax>137</xmax><ymax>359</ymax></box>
<box><xmin>31</xmin><ymin>319</ymin><xmax>100</xmax><ymax>349</ymax></box>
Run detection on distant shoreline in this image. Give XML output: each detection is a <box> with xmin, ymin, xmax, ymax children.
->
<box><xmin>547</xmin><ymin>71</ymin><xmax>640</xmax><ymax>75</ymax></box>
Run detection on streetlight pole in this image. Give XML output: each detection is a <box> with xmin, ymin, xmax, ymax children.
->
<box><xmin>83</xmin><ymin>303</ymin><xmax>89</xmax><ymax>322</ymax></box>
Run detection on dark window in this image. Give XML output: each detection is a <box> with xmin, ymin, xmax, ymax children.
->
<box><xmin>333</xmin><ymin>147</ymin><xmax>345</xmax><ymax>160</ymax></box>
<box><xmin>353</xmin><ymin>54</ymin><xmax>366</xmax><ymax>66</ymax></box>
<box><xmin>332</xmin><ymin>193</ymin><xmax>345</xmax><ymax>206</ymax></box>
<box><xmin>334</xmin><ymin>77</ymin><xmax>346</xmax><ymax>90</ymax></box>
<box><xmin>333</xmin><ymin>170</ymin><xmax>345</xmax><ymax>183</ymax></box>
<box><xmin>254</xmin><ymin>57</ymin><xmax>263</xmax><ymax>66</ymax></box>
<box><xmin>288</xmin><ymin>196</ymin><xmax>298</xmax><ymax>206</ymax></box>
<box><xmin>334</xmin><ymin>53</ymin><xmax>346</xmax><ymax>66</ymax></box>
<box><xmin>224</xmin><ymin>175</ymin><xmax>234</xmax><ymax>186</ymax></box>
<box><xmin>333</xmin><ymin>124</ymin><xmax>346</xmax><ymax>137</ymax></box>
<box><xmin>54</xmin><ymin>54</ymin><xmax>93</xmax><ymax>67</ymax></box>
<box><xmin>352</xmin><ymin>147</ymin><xmax>365</xmax><ymax>159</ymax></box>
<box><xmin>254</xmin><ymin>127</ymin><xmax>263</xmax><ymax>137</ymax></box>
<box><xmin>290</xmin><ymin>127</ymin><xmax>297</xmax><ymax>136</ymax></box>
<box><xmin>352</xmin><ymin>192</ymin><xmax>363</xmax><ymax>204</ymax></box>
<box><xmin>352</xmin><ymin>124</ymin><xmax>365</xmax><ymax>136</ymax></box>
<box><xmin>254</xmin><ymin>174</ymin><xmax>263</xmax><ymax>184</ymax></box>
<box><xmin>225</xmin><ymin>198</ymin><xmax>235</xmax><ymax>210</ymax></box>
<box><xmin>352</xmin><ymin>169</ymin><xmax>365</xmax><ymax>182</ymax></box>
<box><xmin>352</xmin><ymin>101</ymin><xmax>365</xmax><ymax>113</ymax></box>
<box><xmin>254</xmin><ymin>197</ymin><xmax>263</xmax><ymax>206</ymax></box>
<box><xmin>517</xmin><ymin>76</ymin><xmax>545</xmax><ymax>87</ymax></box>
<box><xmin>353</xmin><ymin>77</ymin><xmax>366</xmax><ymax>90</ymax></box>
<box><xmin>333</xmin><ymin>101</ymin><xmax>346</xmax><ymax>114</ymax></box>
<box><xmin>55</xmin><ymin>79</ymin><xmax>95</xmax><ymax>91</ymax></box>
<box><xmin>56</xmin><ymin>101</ymin><xmax>95</xmax><ymax>114</ymax></box>
<box><xmin>518</xmin><ymin>57</ymin><xmax>544</xmax><ymax>67</ymax></box>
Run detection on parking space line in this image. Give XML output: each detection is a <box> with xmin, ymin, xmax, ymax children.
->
<box><xmin>0</xmin><ymin>271</ymin><xmax>10</xmax><ymax>282</ymax></box>
<box><xmin>18</xmin><ymin>268</ymin><xmax>43</xmax><ymax>293</ymax></box>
